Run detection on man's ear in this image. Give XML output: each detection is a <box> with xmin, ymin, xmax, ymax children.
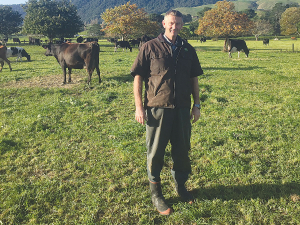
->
<box><xmin>162</xmin><ymin>20</ymin><xmax>165</xmax><ymax>28</ymax></box>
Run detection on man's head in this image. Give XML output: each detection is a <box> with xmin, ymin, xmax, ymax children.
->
<box><xmin>162</xmin><ymin>10</ymin><xmax>184</xmax><ymax>43</ymax></box>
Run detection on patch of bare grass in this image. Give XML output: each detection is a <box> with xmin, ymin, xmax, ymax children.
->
<box><xmin>0</xmin><ymin>74</ymin><xmax>84</xmax><ymax>89</ymax></box>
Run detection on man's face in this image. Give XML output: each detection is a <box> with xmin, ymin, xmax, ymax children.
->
<box><xmin>162</xmin><ymin>15</ymin><xmax>183</xmax><ymax>41</ymax></box>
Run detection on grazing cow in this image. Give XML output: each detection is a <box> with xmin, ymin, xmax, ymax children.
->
<box><xmin>114</xmin><ymin>41</ymin><xmax>132</xmax><ymax>52</ymax></box>
<box><xmin>6</xmin><ymin>47</ymin><xmax>31</xmax><ymax>61</ymax></box>
<box><xmin>29</xmin><ymin>37</ymin><xmax>41</xmax><ymax>46</ymax></box>
<box><xmin>84</xmin><ymin>38</ymin><xmax>98</xmax><ymax>43</ymax></box>
<box><xmin>139</xmin><ymin>35</ymin><xmax>153</xmax><ymax>50</ymax></box>
<box><xmin>129</xmin><ymin>39</ymin><xmax>140</xmax><ymax>47</ymax></box>
<box><xmin>77</xmin><ymin>36</ymin><xmax>84</xmax><ymax>43</ymax></box>
<box><xmin>108</xmin><ymin>38</ymin><xmax>118</xmax><ymax>43</ymax></box>
<box><xmin>42</xmin><ymin>42</ymin><xmax>101</xmax><ymax>85</ymax></box>
<box><xmin>226</xmin><ymin>39</ymin><xmax>249</xmax><ymax>58</ymax></box>
<box><xmin>200</xmin><ymin>37</ymin><xmax>206</xmax><ymax>43</ymax></box>
<box><xmin>0</xmin><ymin>46</ymin><xmax>12</xmax><ymax>72</ymax></box>
<box><xmin>263</xmin><ymin>38</ymin><xmax>269</xmax><ymax>46</ymax></box>
<box><xmin>13</xmin><ymin>38</ymin><xmax>21</xmax><ymax>44</ymax></box>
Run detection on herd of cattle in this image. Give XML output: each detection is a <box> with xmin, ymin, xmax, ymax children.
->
<box><xmin>0</xmin><ymin>36</ymin><xmax>271</xmax><ymax>84</ymax></box>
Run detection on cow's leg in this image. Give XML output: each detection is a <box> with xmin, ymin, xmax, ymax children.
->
<box><xmin>62</xmin><ymin>67</ymin><xmax>67</xmax><ymax>84</ymax></box>
<box><xmin>0</xmin><ymin>61</ymin><xmax>3</xmax><ymax>71</ymax></box>
<box><xmin>114</xmin><ymin>47</ymin><xmax>117</xmax><ymax>52</ymax></box>
<box><xmin>228</xmin><ymin>52</ymin><xmax>232</xmax><ymax>58</ymax></box>
<box><xmin>3</xmin><ymin>58</ymin><xmax>12</xmax><ymax>71</ymax></box>
<box><xmin>96</xmin><ymin>66</ymin><xmax>101</xmax><ymax>83</ymax></box>
<box><xmin>238</xmin><ymin>51</ymin><xmax>240</xmax><ymax>58</ymax></box>
<box><xmin>68</xmin><ymin>68</ymin><xmax>72</xmax><ymax>83</ymax></box>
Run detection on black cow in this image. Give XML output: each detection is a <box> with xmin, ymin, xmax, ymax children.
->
<box><xmin>108</xmin><ymin>38</ymin><xmax>118</xmax><ymax>43</ymax></box>
<box><xmin>200</xmin><ymin>37</ymin><xmax>206</xmax><ymax>43</ymax></box>
<box><xmin>263</xmin><ymin>38</ymin><xmax>269</xmax><ymax>46</ymax></box>
<box><xmin>77</xmin><ymin>36</ymin><xmax>84</xmax><ymax>43</ymax></box>
<box><xmin>42</xmin><ymin>42</ymin><xmax>101</xmax><ymax>85</ymax></box>
<box><xmin>139</xmin><ymin>35</ymin><xmax>153</xmax><ymax>50</ymax></box>
<box><xmin>29</xmin><ymin>37</ymin><xmax>41</xmax><ymax>46</ymax></box>
<box><xmin>129</xmin><ymin>39</ymin><xmax>140</xmax><ymax>47</ymax></box>
<box><xmin>84</xmin><ymin>38</ymin><xmax>98</xmax><ymax>43</ymax></box>
<box><xmin>227</xmin><ymin>39</ymin><xmax>249</xmax><ymax>58</ymax></box>
<box><xmin>13</xmin><ymin>38</ymin><xmax>21</xmax><ymax>44</ymax></box>
<box><xmin>114</xmin><ymin>41</ymin><xmax>132</xmax><ymax>52</ymax></box>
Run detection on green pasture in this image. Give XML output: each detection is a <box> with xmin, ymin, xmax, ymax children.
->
<box><xmin>1</xmin><ymin>38</ymin><xmax>300</xmax><ymax>224</ymax></box>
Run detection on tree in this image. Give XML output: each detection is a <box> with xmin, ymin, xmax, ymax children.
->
<box><xmin>0</xmin><ymin>6</ymin><xmax>23</xmax><ymax>39</ymax></box>
<box><xmin>149</xmin><ymin>13</ymin><xmax>164</xmax><ymax>23</ymax></box>
<box><xmin>87</xmin><ymin>24</ymin><xmax>105</xmax><ymax>37</ymax></box>
<box><xmin>280</xmin><ymin>7</ymin><xmax>300</xmax><ymax>36</ymax></box>
<box><xmin>179</xmin><ymin>27</ymin><xmax>191</xmax><ymax>39</ymax></box>
<box><xmin>183</xmin><ymin>14</ymin><xmax>192</xmax><ymax>23</ymax></box>
<box><xmin>253</xmin><ymin>20</ymin><xmax>274</xmax><ymax>40</ymax></box>
<box><xmin>197</xmin><ymin>7</ymin><xmax>212</xmax><ymax>18</ymax></box>
<box><xmin>239</xmin><ymin>9</ymin><xmax>256</xmax><ymax>19</ymax></box>
<box><xmin>262</xmin><ymin>3</ymin><xmax>288</xmax><ymax>35</ymax></box>
<box><xmin>22</xmin><ymin>0</ymin><xmax>84</xmax><ymax>41</ymax></box>
<box><xmin>196</xmin><ymin>0</ymin><xmax>254</xmax><ymax>40</ymax></box>
<box><xmin>101</xmin><ymin>2</ymin><xmax>161</xmax><ymax>40</ymax></box>
<box><xmin>189</xmin><ymin>20</ymin><xmax>199</xmax><ymax>36</ymax></box>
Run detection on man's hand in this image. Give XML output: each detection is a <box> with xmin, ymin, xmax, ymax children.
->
<box><xmin>135</xmin><ymin>106</ymin><xmax>147</xmax><ymax>125</ymax></box>
<box><xmin>190</xmin><ymin>106</ymin><xmax>200</xmax><ymax>123</ymax></box>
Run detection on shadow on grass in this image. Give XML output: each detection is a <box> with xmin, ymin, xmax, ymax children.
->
<box><xmin>105</xmin><ymin>73</ymin><xmax>134</xmax><ymax>83</ymax></box>
<box><xmin>194</xmin><ymin>182</ymin><xmax>300</xmax><ymax>201</ymax></box>
<box><xmin>0</xmin><ymin>138</ymin><xmax>21</xmax><ymax>154</ymax></box>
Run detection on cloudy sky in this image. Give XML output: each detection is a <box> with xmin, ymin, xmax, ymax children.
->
<box><xmin>0</xmin><ymin>0</ymin><xmax>27</xmax><ymax>4</ymax></box>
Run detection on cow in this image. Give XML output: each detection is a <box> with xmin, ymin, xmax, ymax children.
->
<box><xmin>0</xmin><ymin>46</ymin><xmax>12</xmax><ymax>72</ymax></box>
<box><xmin>77</xmin><ymin>36</ymin><xmax>84</xmax><ymax>43</ymax></box>
<box><xmin>129</xmin><ymin>39</ymin><xmax>140</xmax><ymax>47</ymax></box>
<box><xmin>29</xmin><ymin>37</ymin><xmax>41</xmax><ymax>46</ymax></box>
<box><xmin>108</xmin><ymin>38</ymin><xmax>118</xmax><ymax>43</ymax></box>
<box><xmin>226</xmin><ymin>39</ymin><xmax>249</xmax><ymax>58</ymax></box>
<box><xmin>114</xmin><ymin>41</ymin><xmax>132</xmax><ymax>52</ymax></box>
<box><xmin>200</xmin><ymin>37</ymin><xmax>206</xmax><ymax>43</ymax></box>
<box><xmin>139</xmin><ymin>35</ymin><xmax>153</xmax><ymax>50</ymax></box>
<box><xmin>84</xmin><ymin>38</ymin><xmax>98</xmax><ymax>43</ymax></box>
<box><xmin>42</xmin><ymin>42</ymin><xmax>101</xmax><ymax>85</ymax></box>
<box><xmin>263</xmin><ymin>38</ymin><xmax>269</xmax><ymax>46</ymax></box>
<box><xmin>13</xmin><ymin>38</ymin><xmax>21</xmax><ymax>44</ymax></box>
<box><xmin>6</xmin><ymin>47</ymin><xmax>31</xmax><ymax>61</ymax></box>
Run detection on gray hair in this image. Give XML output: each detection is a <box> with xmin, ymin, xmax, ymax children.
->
<box><xmin>164</xmin><ymin>10</ymin><xmax>183</xmax><ymax>21</ymax></box>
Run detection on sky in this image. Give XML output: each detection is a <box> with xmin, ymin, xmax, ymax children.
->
<box><xmin>0</xmin><ymin>0</ymin><xmax>27</xmax><ymax>4</ymax></box>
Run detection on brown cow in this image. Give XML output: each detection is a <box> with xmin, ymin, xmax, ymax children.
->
<box><xmin>0</xmin><ymin>46</ymin><xmax>12</xmax><ymax>72</ymax></box>
<box><xmin>42</xmin><ymin>42</ymin><xmax>101</xmax><ymax>85</ymax></box>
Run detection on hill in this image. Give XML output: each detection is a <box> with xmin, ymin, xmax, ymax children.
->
<box><xmin>2</xmin><ymin>0</ymin><xmax>300</xmax><ymax>23</ymax></box>
<box><xmin>70</xmin><ymin>0</ymin><xmax>220</xmax><ymax>23</ymax></box>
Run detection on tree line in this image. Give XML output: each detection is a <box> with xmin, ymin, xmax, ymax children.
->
<box><xmin>1</xmin><ymin>0</ymin><xmax>300</xmax><ymax>42</ymax></box>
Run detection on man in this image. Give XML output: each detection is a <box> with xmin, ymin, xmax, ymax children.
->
<box><xmin>131</xmin><ymin>10</ymin><xmax>203</xmax><ymax>215</ymax></box>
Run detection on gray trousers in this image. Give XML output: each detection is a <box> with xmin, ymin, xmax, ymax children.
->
<box><xmin>146</xmin><ymin>107</ymin><xmax>192</xmax><ymax>184</ymax></box>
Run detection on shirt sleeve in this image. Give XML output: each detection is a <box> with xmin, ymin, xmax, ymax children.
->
<box><xmin>130</xmin><ymin>45</ymin><xmax>149</xmax><ymax>78</ymax></box>
<box><xmin>190</xmin><ymin>46</ymin><xmax>203</xmax><ymax>78</ymax></box>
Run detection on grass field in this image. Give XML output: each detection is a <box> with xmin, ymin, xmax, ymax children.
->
<box><xmin>1</xmin><ymin>38</ymin><xmax>300</xmax><ymax>224</ymax></box>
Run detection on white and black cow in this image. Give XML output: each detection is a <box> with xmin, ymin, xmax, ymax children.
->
<box><xmin>227</xmin><ymin>39</ymin><xmax>249</xmax><ymax>58</ymax></box>
<box><xmin>6</xmin><ymin>47</ymin><xmax>31</xmax><ymax>61</ymax></box>
<box><xmin>114</xmin><ymin>41</ymin><xmax>132</xmax><ymax>52</ymax></box>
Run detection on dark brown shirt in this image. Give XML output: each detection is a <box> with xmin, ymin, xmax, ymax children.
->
<box><xmin>131</xmin><ymin>33</ymin><xmax>203</xmax><ymax>108</ymax></box>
